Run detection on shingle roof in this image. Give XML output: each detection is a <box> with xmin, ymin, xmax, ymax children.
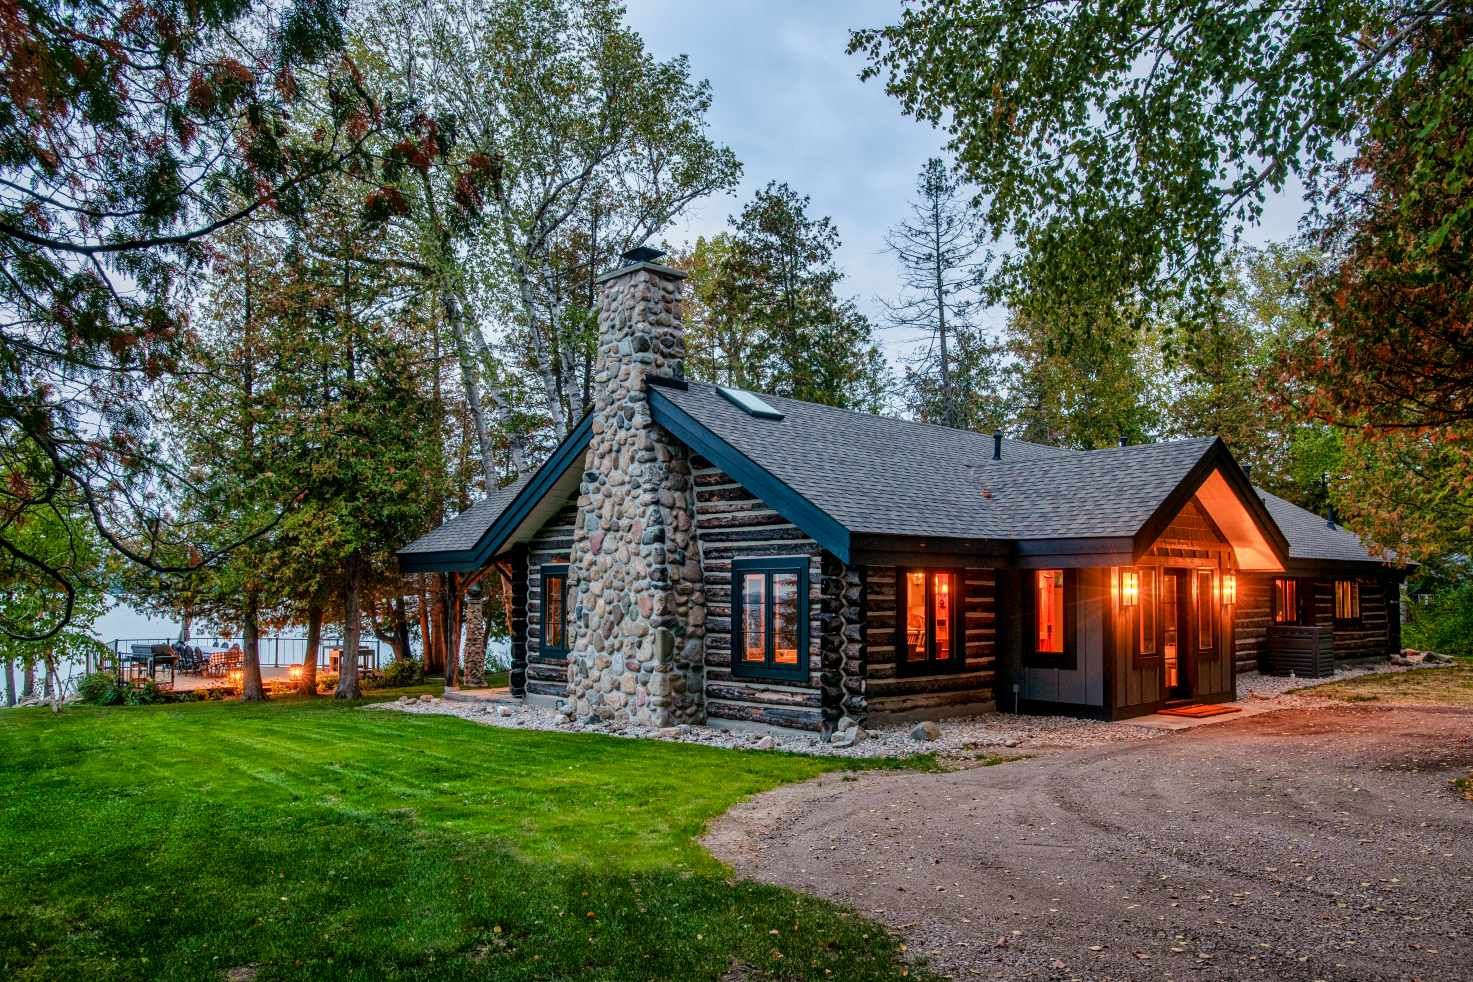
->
<box><xmin>1255</xmin><ymin>488</ymin><xmax>1381</xmax><ymax>565</ymax></box>
<box><xmin>399</xmin><ymin>474</ymin><xmax>531</xmax><ymax>556</ymax></box>
<box><xmin>656</xmin><ymin>381</ymin><xmax>1220</xmax><ymax>540</ymax></box>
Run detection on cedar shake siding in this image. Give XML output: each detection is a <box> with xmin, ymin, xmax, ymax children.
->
<box><xmin>693</xmin><ymin>456</ymin><xmax>827</xmax><ymax>732</ymax></box>
<box><xmin>863</xmin><ymin>566</ymin><xmax>998</xmax><ymax>719</ymax></box>
<box><xmin>525</xmin><ymin>501</ymin><xmax>577</xmax><ymax>703</ymax></box>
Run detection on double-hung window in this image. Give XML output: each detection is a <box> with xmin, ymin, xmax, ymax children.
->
<box><xmin>732</xmin><ymin>557</ymin><xmax>809</xmax><ymax>681</ymax></box>
<box><xmin>1272</xmin><ymin>577</ymin><xmax>1302</xmax><ymax>625</ymax></box>
<box><xmin>898</xmin><ymin>569</ymin><xmax>964</xmax><ymax>675</ymax></box>
<box><xmin>539</xmin><ymin>564</ymin><xmax>570</xmax><ymax>659</ymax></box>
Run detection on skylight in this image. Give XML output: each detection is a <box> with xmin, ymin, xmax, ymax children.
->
<box><xmin>717</xmin><ymin>386</ymin><xmax>784</xmax><ymax>420</ymax></box>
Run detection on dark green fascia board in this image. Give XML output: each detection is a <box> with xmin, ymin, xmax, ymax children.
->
<box><xmin>648</xmin><ymin>385</ymin><xmax>852</xmax><ymax>563</ymax></box>
<box><xmin>398</xmin><ymin>413</ymin><xmax>594</xmax><ymax>573</ymax></box>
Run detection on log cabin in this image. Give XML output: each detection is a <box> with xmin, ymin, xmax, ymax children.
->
<box><xmin>399</xmin><ymin>248</ymin><xmax>1403</xmax><ymax>734</ymax></box>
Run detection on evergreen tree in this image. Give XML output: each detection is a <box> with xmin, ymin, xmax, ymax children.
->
<box><xmin>883</xmin><ymin>158</ymin><xmax>998</xmax><ymax>428</ymax></box>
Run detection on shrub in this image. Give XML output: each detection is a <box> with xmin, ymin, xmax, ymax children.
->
<box><xmin>374</xmin><ymin>658</ymin><xmax>424</xmax><ymax>689</ymax></box>
<box><xmin>77</xmin><ymin>672</ymin><xmax>124</xmax><ymax>706</ymax></box>
<box><xmin>1405</xmin><ymin>580</ymin><xmax>1473</xmax><ymax>659</ymax></box>
<box><xmin>315</xmin><ymin>673</ymin><xmax>339</xmax><ymax>695</ymax></box>
<box><xmin>125</xmin><ymin>679</ymin><xmax>171</xmax><ymax>706</ymax></box>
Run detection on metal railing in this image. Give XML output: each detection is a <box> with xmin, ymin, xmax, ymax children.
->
<box><xmin>108</xmin><ymin>636</ymin><xmax>396</xmax><ymax>671</ymax></box>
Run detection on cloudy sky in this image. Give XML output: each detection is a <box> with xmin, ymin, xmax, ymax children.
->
<box><xmin>623</xmin><ymin>1</ymin><xmax>1311</xmax><ymax>363</ymax></box>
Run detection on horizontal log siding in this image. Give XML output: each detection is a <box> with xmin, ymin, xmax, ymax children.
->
<box><xmin>525</xmin><ymin>502</ymin><xmax>578</xmax><ymax>700</ymax></box>
<box><xmin>693</xmin><ymin>458</ymin><xmax>825</xmax><ymax>732</ymax></box>
<box><xmin>864</xmin><ymin>566</ymin><xmax>998</xmax><ymax>717</ymax></box>
<box><xmin>1235</xmin><ymin>573</ymin><xmax>1394</xmax><ymax>671</ymax></box>
<box><xmin>1233</xmin><ymin>572</ymin><xmax>1272</xmax><ymax>673</ymax></box>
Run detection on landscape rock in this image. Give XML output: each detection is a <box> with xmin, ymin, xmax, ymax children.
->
<box><xmin>754</xmin><ymin>735</ymin><xmax>776</xmax><ymax>750</ymax></box>
<box><xmin>496</xmin><ymin>706</ymin><xmax>514</xmax><ymax>718</ymax></box>
<box><xmin>910</xmin><ymin>720</ymin><xmax>941</xmax><ymax>742</ymax></box>
<box><xmin>418</xmin><ymin>694</ymin><xmax>434</xmax><ymax>704</ymax></box>
<box><xmin>830</xmin><ymin>727</ymin><xmax>866</xmax><ymax>749</ymax></box>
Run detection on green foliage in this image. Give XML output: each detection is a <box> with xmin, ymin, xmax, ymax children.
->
<box><xmin>0</xmin><ymin>698</ymin><xmax>923</xmax><ymax>980</ymax></box>
<box><xmin>1405</xmin><ymin>581</ymin><xmax>1473</xmax><ymax>659</ymax></box>
<box><xmin>848</xmin><ymin>3</ymin><xmax>1452</xmax><ymax>336</ymax></box>
<box><xmin>76</xmin><ymin>672</ymin><xmax>124</xmax><ymax>707</ymax></box>
<box><xmin>679</xmin><ymin>183</ymin><xmax>890</xmax><ymax>410</ymax></box>
<box><xmin>375</xmin><ymin>658</ymin><xmax>425</xmax><ymax>689</ymax></box>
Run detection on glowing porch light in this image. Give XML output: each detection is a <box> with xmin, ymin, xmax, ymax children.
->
<box><xmin>1120</xmin><ymin>569</ymin><xmax>1140</xmax><ymax>608</ymax></box>
<box><xmin>1222</xmin><ymin>573</ymin><xmax>1237</xmax><ymax>606</ymax></box>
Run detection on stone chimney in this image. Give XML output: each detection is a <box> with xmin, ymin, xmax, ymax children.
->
<box><xmin>564</xmin><ymin>247</ymin><xmax>704</xmax><ymax>726</ymax></box>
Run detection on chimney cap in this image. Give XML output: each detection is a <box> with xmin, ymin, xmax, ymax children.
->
<box><xmin>621</xmin><ymin>245</ymin><xmax>665</xmax><ymax>264</ymax></box>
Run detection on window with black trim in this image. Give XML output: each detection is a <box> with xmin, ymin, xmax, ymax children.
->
<box><xmin>898</xmin><ymin>569</ymin><xmax>964</xmax><ymax>674</ymax></box>
<box><xmin>1026</xmin><ymin>569</ymin><xmax>1076</xmax><ymax>669</ymax></box>
<box><xmin>732</xmin><ymin>557</ymin><xmax>809</xmax><ymax>681</ymax></box>
<box><xmin>539</xmin><ymin>564</ymin><xmax>570</xmax><ymax>659</ymax></box>
<box><xmin>1334</xmin><ymin>579</ymin><xmax>1361</xmax><ymax>624</ymax></box>
<box><xmin>1272</xmin><ymin>577</ymin><xmax>1302</xmax><ymax>625</ymax></box>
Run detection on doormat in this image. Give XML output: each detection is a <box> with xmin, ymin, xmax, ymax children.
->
<box><xmin>1158</xmin><ymin>704</ymin><xmax>1243</xmax><ymax>718</ymax></box>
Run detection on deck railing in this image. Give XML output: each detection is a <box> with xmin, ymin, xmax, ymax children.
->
<box><xmin>107</xmin><ymin>636</ymin><xmax>395</xmax><ymax>671</ymax></box>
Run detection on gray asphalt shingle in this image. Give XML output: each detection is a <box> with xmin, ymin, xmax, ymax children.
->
<box><xmin>1255</xmin><ymin>488</ymin><xmax>1380</xmax><ymax>564</ymax></box>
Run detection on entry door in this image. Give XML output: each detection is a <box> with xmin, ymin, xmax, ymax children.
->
<box><xmin>1161</xmin><ymin>570</ymin><xmax>1192</xmax><ymax>700</ymax></box>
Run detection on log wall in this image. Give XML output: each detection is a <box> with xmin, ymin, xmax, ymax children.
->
<box><xmin>1233</xmin><ymin>573</ymin><xmax>1395</xmax><ymax>670</ymax></box>
<box><xmin>692</xmin><ymin>457</ymin><xmax>826</xmax><ymax>732</ymax></box>
<box><xmin>863</xmin><ymin>566</ymin><xmax>998</xmax><ymax>718</ymax></box>
<box><xmin>524</xmin><ymin>501</ymin><xmax>578</xmax><ymax>701</ymax></box>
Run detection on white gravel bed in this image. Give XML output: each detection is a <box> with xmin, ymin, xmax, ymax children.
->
<box><xmin>368</xmin><ymin>694</ymin><xmax>1165</xmax><ymax>759</ymax></box>
<box><xmin>368</xmin><ymin>656</ymin><xmax>1450</xmax><ymax>760</ymax></box>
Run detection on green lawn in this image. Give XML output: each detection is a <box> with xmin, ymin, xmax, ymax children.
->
<box><xmin>0</xmin><ymin>692</ymin><xmax>922</xmax><ymax>980</ymax></box>
<box><xmin>1292</xmin><ymin>662</ymin><xmax>1473</xmax><ymax>707</ymax></box>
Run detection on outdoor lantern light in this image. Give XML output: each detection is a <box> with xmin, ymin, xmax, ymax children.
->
<box><xmin>1120</xmin><ymin>569</ymin><xmax>1139</xmax><ymax>608</ymax></box>
<box><xmin>287</xmin><ymin>664</ymin><xmax>303</xmax><ymax>681</ymax></box>
<box><xmin>1222</xmin><ymin>573</ymin><xmax>1237</xmax><ymax>606</ymax></box>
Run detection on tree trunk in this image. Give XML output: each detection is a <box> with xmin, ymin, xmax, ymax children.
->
<box><xmin>392</xmin><ymin>596</ymin><xmax>411</xmax><ymax>662</ymax></box>
<box><xmin>427</xmin><ymin>584</ymin><xmax>447</xmax><ymax>677</ymax></box>
<box><xmin>416</xmin><ymin>585</ymin><xmax>435</xmax><ymax>668</ymax></box>
<box><xmin>22</xmin><ymin>662</ymin><xmax>34</xmax><ymax>700</ymax></box>
<box><xmin>301</xmin><ymin>600</ymin><xmax>323</xmax><ymax>697</ymax></box>
<box><xmin>45</xmin><ymin>653</ymin><xmax>61</xmax><ymax>713</ymax></box>
<box><xmin>336</xmin><ymin>556</ymin><xmax>363</xmax><ymax>699</ymax></box>
<box><xmin>442</xmin><ymin>573</ymin><xmax>459</xmax><ymax>689</ymax></box>
<box><xmin>178</xmin><ymin>608</ymin><xmax>193</xmax><ymax>645</ymax></box>
<box><xmin>240</xmin><ymin>595</ymin><xmax>267</xmax><ymax>702</ymax></box>
<box><xmin>462</xmin><ymin>584</ymin><xmax>487</xmax><ymax>687</ymax></box>
<box><xmin>4</xmin><ymin>657</ymin><xmax>15</xmax><ymax>707</ymax></box>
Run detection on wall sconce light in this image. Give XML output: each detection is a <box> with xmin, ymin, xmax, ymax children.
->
<box><xmin>1222</xmin><ymin>573</ymin><xmax>1237</xmax><ymax>606</ymax></box>
<box><xmin>1120</xmin><ymin>569</ymin><xmax>1139</xmax><ymax>608</ymax></box>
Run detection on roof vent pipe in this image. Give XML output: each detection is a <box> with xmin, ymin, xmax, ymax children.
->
<box><xmin>992</xmin><ymin>431</ymin><xmax>1002</xmax><ymax>460</ymax></box>
<box><xmin>1119</xmin><ymin>435</ymin><xmax>1128</xmax><ymax>447</ymax></box>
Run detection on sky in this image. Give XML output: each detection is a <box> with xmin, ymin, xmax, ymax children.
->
<box><xmin>622</xmin><ymin>1</ymin><xmax>1312</xmax><ymax>364</ymax></box>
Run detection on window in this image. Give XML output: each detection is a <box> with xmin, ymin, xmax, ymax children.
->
<box><xmin>1133</xmin><ymin>567</ymin><xmax>1158</xmax><ymax>663</ymax></box>
<box><xmin>898</xmin><ymin>569</ymin><xmax>964</xmax><ymax>674</ymax></box>
<box><xmin>1335</xmin><ymin>580</ymin><xmax>1361</xmax><ymax>624</ymax></box>
<box><xmin>1272</xmin><ymin>577</ymin><xmax>1302</xmax><ymax>625</ymax></box>
<box><xmin>732</xmin><ymin>557</ymin><xmax>809</xmax><ymax>681</ymax></box>
<box><xmin>1026</xmin><ymin>569</ymin><xmax>1075</xmax><ymax>668</ymax></box>
<box><xmin>1197</xmin><ymin>570</ymin><xmax>1216</xmax><ymax>655</ymax></box>
<box><xmin>539</xmin><ymin>565</ymin><xmax>570</xmax><ymax>658</ymax></box>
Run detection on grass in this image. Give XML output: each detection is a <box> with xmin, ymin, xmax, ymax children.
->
<box><xmin>1291</xmin><ymin>661</ymin><xmax>1473</xmax><ymax>707</ymax></box>
<box><xmin>0</xmin><ymin>691</ymin><xmax>928</xmax><ymax>981</ymax></box>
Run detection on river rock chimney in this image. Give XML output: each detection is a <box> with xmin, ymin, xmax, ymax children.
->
<box><xmin>564</xmin><ymin>247</ymin><xmax>704</xmax><ymax>727</ymax></box>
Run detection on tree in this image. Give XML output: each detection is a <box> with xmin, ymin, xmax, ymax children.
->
<box><xmin>848</xmin><ymin>2</ymin><xmax>1461</xmax><ymax>340</ymax></box>
<box><xmin>1004</xmin><ymin>305</ymin><xmax>1161</xmax><ymax>450</ymax></box>
<box><xmin>710</xmin><ymin>182</ymin><xmax>889</xmax><ymax>409</ymax></box>
<box><xmin>883</xmin><ymin>158</ymin><xmax>994</xmax><ymax>428</ymax></box>
<box><xmin>1284</xmin><ymin>16</ymin><xmax>1473</xmax><ymax>559</ymax></box>
<box><xmin>0</xmin><ymin>0</ymin><xmax>403</xmax><ymax>636</ymax></box>
<box><xmin>903</xmin><ymin>323</ymin><xmax>1006</xmax><ymax>433</ymax></box>
<box><xmin>359</xmin><ymin>0</ymin><xmax>741</xmax><ymax>463</ymax></box>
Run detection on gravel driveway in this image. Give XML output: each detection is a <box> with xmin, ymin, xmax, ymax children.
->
<box><xmin>704</xmin><ymin>704</ymin><xmax>1473</xmax><ymax>981</ymax></box>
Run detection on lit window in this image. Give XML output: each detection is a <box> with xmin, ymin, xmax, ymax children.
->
<box><xmin>732</xmin><ymin>558</ymin><xmax>809</xmax><ymax>680</ymax></box>
<box><xmin>1335</xmin><ymin>580</ymin><xmax>1361</xmax><ymax>623</ymax></box>
<box><xmin>1197</xmin><ymin>570</ymin><xmax>1214</xmax><ymax>652</ymax></box>
<box><xmin>540</xmin><ymin>565</ymin><xmax>570</xmax><ymax>657</ymax></box>
<box><xmin>1272</xmin><ymin>578</ymin><xmax>1300</xmax><ymax>625</ymax></box>
<box><xmin>1036</xmin><ymin>569</ymin><xmax>1065</xmax><ymax>654</ymax></box>
<box><xmin>1136</xmin><ymin>567</ymin><xmax>1157</xmax><ymax>658</ymax></box>
<box><xmin>899</xmin><ymin>569</ymin><xmax>962</xmax><ymax>674</ymax></box>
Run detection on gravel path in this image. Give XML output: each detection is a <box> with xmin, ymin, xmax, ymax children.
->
<box><xmin>369</xmin><ymin>660</ymin><xmax>1443</xmax><ymax>760</ymax></box>
<box><xmin>704</xmin><ymin>703</ymin><xmax>1473</xmax><ymax>981</ymax></box>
